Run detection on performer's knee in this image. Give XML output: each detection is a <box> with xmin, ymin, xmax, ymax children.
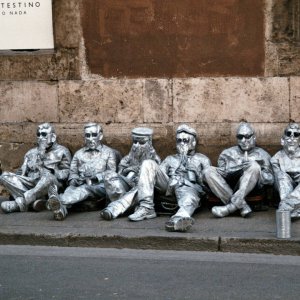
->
<box><xmin>203</xmin><ymin>166</ymin><xmax>219</xmax><ymax>181</ymax></box>
<box><xmin>247</xmin><ymin>160</ymin><xmax>261</xmax><ymax>174</ymax></box>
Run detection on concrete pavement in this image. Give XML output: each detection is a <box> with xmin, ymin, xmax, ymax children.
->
<box><xmin>0</xmin><ymin>197</ymin><xmax>299</xmax><ymax>255</ymax></box>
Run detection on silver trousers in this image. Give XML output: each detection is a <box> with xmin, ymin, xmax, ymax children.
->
<box><xmin>137</xmin><ymin>160</ymin><xmax>201</xmax><ymax>218</ymax></box>
<box><xmin>60</xmin><ymin>183</ymin><xmax>105</xmax><ymax>206</ymax></box>
<box><xmin>203</xmin><ymin>161</ymin><xmax>261</xmax><ymax>209</ymax></box>
<box><xmin>104</xmin><ymin>171</ymin><xmax>138</xmax><ymax>218</ymax></box>
<box><xmin>275</xmin><ymin>171</ymin><xmax>300</xmax><ymax>214</ymax></box>
<box><xmin>106</xmin><ymin>187</ymin><xmax>138</xmax><ymax>218</ymax></box>
<box><xmin>0</xmin><ymin>171</ymin><xmax>60</xmax><ymax>204</ymax></box>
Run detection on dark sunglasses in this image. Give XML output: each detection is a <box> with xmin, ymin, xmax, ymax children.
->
<box><xmin>133</xmin><ymin>140</ymin><xmax>147</xmax><ymax>145</ymax></box>
<box><xmin>177</xmin><ymin>138</ymin><xmax>190</xmax><ymax>143</ymax></box>
<box><xmin>85</xmin><ymin>133</ymin><xmax>98</xmax><ymax>138</ymax></box>
<box><xmin>37</xmin><ymin>132</ymin><xmax>48</xmax><ymax>137</ymax></box>
<box><xmin>285</xmin><ymin>131</ymin><xmax>300</xmax><ymax>138</ymax></box>
<box><xmin>236</xmin><ymin>134</ymin><xmax>253</xmax><ymax>140</ymax></box>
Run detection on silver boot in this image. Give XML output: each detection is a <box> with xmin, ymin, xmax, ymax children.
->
<box><xmin>240</xmin><ymin>204</ymin><xmax>252</xmax><ymax>217</ymax></box>
<box><xmin>165</xmin><ymin>216</ymin><xmax>194</xmax><ymax>232</ymax></box>
<box><xmin>1</xmin><ymin>200</ymin><xmax>20</xmax><ymax>213</ymax></box>
<box><xmin>211</xmin><ymin>203</ymin><xmax>237</xmax><ymax>218</ymax></box>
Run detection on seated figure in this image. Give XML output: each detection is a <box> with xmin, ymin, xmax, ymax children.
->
<box><xmin>47</xmin><ymin>123</ymin><xmax>117</xmax><ymax>220</ymax></box>
<box><xmin>204</xmin><ymin>122</ymin><xmax>274</xmax><ymax>218</ymax></box>
<box><xmin>0</xmin><ymin>123</ymin><xmax>71</xmax><ymax>213</ymax></box>
<box><xmin>128</xmin><ymin>124</ymin><xmax>211</xmax><ymax>232</ymax></box>
<box><xmin>100</xmin><ymin>127</ymin><xmax>161</xmax><ymax>220</ymax></box>
<box><xmin>271</xmin><ymin>123</ymin><xmax>300</xmax><ymax>218</ymax></box>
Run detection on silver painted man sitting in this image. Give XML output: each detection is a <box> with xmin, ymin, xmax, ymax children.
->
<box><xmin>47</xmin><ymin>123</ymin><xmax>117</xmax><ymax>220</ymax></box>
<box><xmin>271</xmin><ymin>123</ymin><xmax>300</xmax><ymax>218</ymax></box>
<box><xmin>204</xmin><ymin>122</ymin><xmax>274</xmax><ymax>218</ymax></box>
<box><xmin>100</xmin><ymin>127</ymin><xmax>161</xmax><ymax>220</ymax></box>
<box><xmin>128</xmin><ymin>124</ymin><xmax>211</xmax><ymax>232</ymax></box>
<box><xmin>0</xmin><ymin>123</ymin><xmax>71</xmax><ymax>213</ymax></box>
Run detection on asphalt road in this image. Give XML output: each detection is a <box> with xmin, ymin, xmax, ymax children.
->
<box><xmin>0</xmin><ymin>246</ymin><xmax>299</xmax><ymax>300</ymax></box>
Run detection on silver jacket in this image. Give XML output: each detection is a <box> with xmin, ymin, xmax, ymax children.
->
<box><xmin>68</xmin><ymin>144</ymin><xmax>117</xmax><ymax>184</ymax></box>
<box><xmin>218</xmin><ymin>146</ymin><xmax>274</xmax><ymax>186</ymax></box>
<box><xmin>20</xmin><ymin>142</ymin><xmax>71</xmax><ymax>183</ymax></box>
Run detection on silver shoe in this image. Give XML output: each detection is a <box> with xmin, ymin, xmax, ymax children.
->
<box><xmin>32</xmin><ymin>199</ymin><xmax>47</xmax><ymax>212</ymax></box>
<box><xmin>53</xmin><ymin>205</ymin><xmax>67</xmax><ymax>221</ymax></box>
<box><xmin>165</xmin><ymin>216</ymin><xmax>194</xmax><ymax>232</ymax></box>
<box><xmin>240</xmin><ymin>204</ymin><xmax>252</xmax><ymax>217</ymax></box>
<box><xmin>128</xmin><ymin>206</ymin><xmax>156</xmax><ymax>221</ymax></box>
<box><xmin>1</xmin><ymin>200</ymin><xmax>20</xmax><ymax>213</ymax></box>
<box><xmin>47</xmin><ymin>197</ymin><xmax>61</xmax><ymax>211</ymax></box>
<box><xmin>100</xmin><ymin>209</ymin><xmax>114</xmax><ymax>221</ymax></box>
<box><xmin>211</xmin><ymin>203</ymin><xmax>237</xmax><ymax>218</ymax></box>
<box><xmin>15</xmin><ymin>197</ymin><xmax>28</xmax><ymax>212</ymax></box>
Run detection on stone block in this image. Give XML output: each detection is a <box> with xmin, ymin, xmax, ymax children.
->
<box><xmin>54</xmin><ymin>0</ymin><xmax>81</xmax><ymax>48</ymax></box>
<box><xmin>290</xmin><ymin>77</ymin><xmax>300</xmax><ymax>121</ymax></box>
<box><xmin>267</xmin><ymin>0</ymin><xmax>300</xmax><ymax>76</ymax></box>
<box><xmin>173</xmin><ymin>78</ymin><xmax>289</xmax><ymax>123</ymax></box>
<box><xmin>0</xmin><ymin>49</ymin><xmax>80</xmax><ymax>81</ymax></box>
<box><xmin>0</xmin><ymin>123</ymin><xmax>37</xmax><ymax>144</ymax></box>
<box><xmin>193</xmin><ymin>123</ymin><xmax>231</xmax><ymax>147</ymax></box>
<box><xmin>143</xmin><ymin>80</ymin><xmax>172</xmax><ymax>123</ymax></box>
<box><xmin>277</xmin><ymin>45</ymin><xmax>300</xmax><ymax>76</ymax></box>
<box><xmin>264</xmin><ymin>42</ymin><xmax>279</xmax><ymax>77</ymax></box>
<box><xmin>59</xmin><ymin>80</ymin><xmax>144</xmax><ymax>124</ymax></box>
<box><xmin>0</xmin><ymin>82</ymin><xmax>58</xmax><ymax>123</ymax></box>
<box><xmin>0</xmin><ymin>143</ymin><xmax>32</xmax><ymax>171</ymax></box>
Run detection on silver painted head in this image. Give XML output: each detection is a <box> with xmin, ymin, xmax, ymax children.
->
<box><xmin>236</xmin><ymin>122</ymin><xmax>256</xmax><ymax>152</ymax></box>
<box><xmin>84</xmin><ymin>123</ymin><xmax>103</xmax><ymax>150</ymax></box>
<box><xmin>281</xmin><ymin>123</ymin><xmax>300</xmax><ymax>155</ymax></box>
<box><xmin>176</xmin><ymin>124</ymin><xmax>197</xmax><ymax>155</ymax></box>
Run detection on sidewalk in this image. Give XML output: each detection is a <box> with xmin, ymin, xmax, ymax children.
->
<box><xmin>0</xmin><ymin>197</ymin><xmax>299</xmax><ymax>256</ymax></box>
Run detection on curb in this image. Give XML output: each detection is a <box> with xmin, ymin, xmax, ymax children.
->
<box><xmin>0</xmin><ymin>232</ymin><xmax>299</xmax><ymax>255</ymax></box>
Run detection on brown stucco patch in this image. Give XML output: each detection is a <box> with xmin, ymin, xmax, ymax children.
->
<box><xmin>81</xmin><ymin>0</ymin><xmax>265</xmax><ymax>77</ymax></box>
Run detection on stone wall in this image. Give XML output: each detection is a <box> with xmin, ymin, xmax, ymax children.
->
<box><xmin>0</xmin><ymin>0</ymin><xmax>299</xmax><ymax>173</ymax></box>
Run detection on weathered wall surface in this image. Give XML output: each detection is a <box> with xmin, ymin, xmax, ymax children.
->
<box><xmin>81</xmin><ymin>0</ymin><xmax>265</xmax><ymax>77</ymax></box>
<box><xmin>0</xmin><ymin>0</ymin><xmax>299</xmax><ymax>173</ymax></box>
<box><xmin>265</xmin><ymin>0</ymin><xmax>300</xmax><ymax>76</ymax></box>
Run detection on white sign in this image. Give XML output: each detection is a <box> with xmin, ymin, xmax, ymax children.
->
<box><xmin>0</xmin><ymin>0</ymin><xmax>54</xmax><ymax>50</ymax></box>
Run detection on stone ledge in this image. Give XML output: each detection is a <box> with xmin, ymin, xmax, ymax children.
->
<box><xmin>0</xmin><ymin>232</ymin><xmax>299</xmax><ymax>255</ymax></box>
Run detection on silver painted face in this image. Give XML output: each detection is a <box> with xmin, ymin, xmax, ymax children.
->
<box><xmin>84</xmin><ymin>126</ymin><xmax>100</xmax><ymax>150</ymax></box>
<box><xmin>282</xmin><ymin>129</ymin><xmax>300</xmax><ymax>155</ymax></box>
<box><xmin>176</xmin><ymin>132</ymin><xmax>194</xmax><ymax>155</ymax></box>
<box><xmin>132</xmin><ymin>136</ymin><xmax>149</xmax><ymax>153</ymax></box>
<box><xmin>37</xmin><ymin>127</ymin><xmax>53</xmax><ymax>149</ymax></box>
<box><xmin>236</xmin><ymin>126</ymin><xmax>255</xmax><ymax>152</ymax></box>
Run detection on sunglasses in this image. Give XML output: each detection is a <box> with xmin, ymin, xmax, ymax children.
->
<box><xmin>37</xmin><ymin>132</ymin><xmax>48</xmax><ymax>137</ymax></box>
<box><xmin>177</xmin><ymin>138</ymin><xmax>190</xmax><ymax>143</ymax></box>
<box><xmin>285</xmin><ymin>131</ymin><xmax>300</xmax><ymax>138</ymax></box>
<box><xmin>133</xmin><ymin>140</ymin><xmax>147</xmax><ymax>145</ymax></box>
<box><xmin>85</xmin><ymin>133</ymin><xmax>98</xmax><ymax>138</ymax></box>
<box><xmin>236</xmin><ymin>134</ymin><xmax>253</xmax><ymax>140</ymax></box>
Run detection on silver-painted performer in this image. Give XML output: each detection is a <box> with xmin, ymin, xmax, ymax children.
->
<box><xmin>128</xmin><ymin>124</ymin><xmax>211</xmax><ymax>232</ymax></box>
<box><xmin>271</xmin><ymin>123</ymin><xmax>300</xmax><ymax>218</ymax></box>
<box><xmin>204</xmin><ymin>122</ymin><xmax>274</xmax><ymax>218</ymax></box>
<box><xmin>47</xmin><ymin>123</ymin><xmax>117</xmax><ymax>220</ymax></box>
<box><xmin>100</xmin><ymin>127</ymin><xmax>161</xmax><ymax>220</ymax></box>
<box><xmin>0</xmin><ymin>123</ymin><xmax>71</xmax><ymax>213</ymax></box>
